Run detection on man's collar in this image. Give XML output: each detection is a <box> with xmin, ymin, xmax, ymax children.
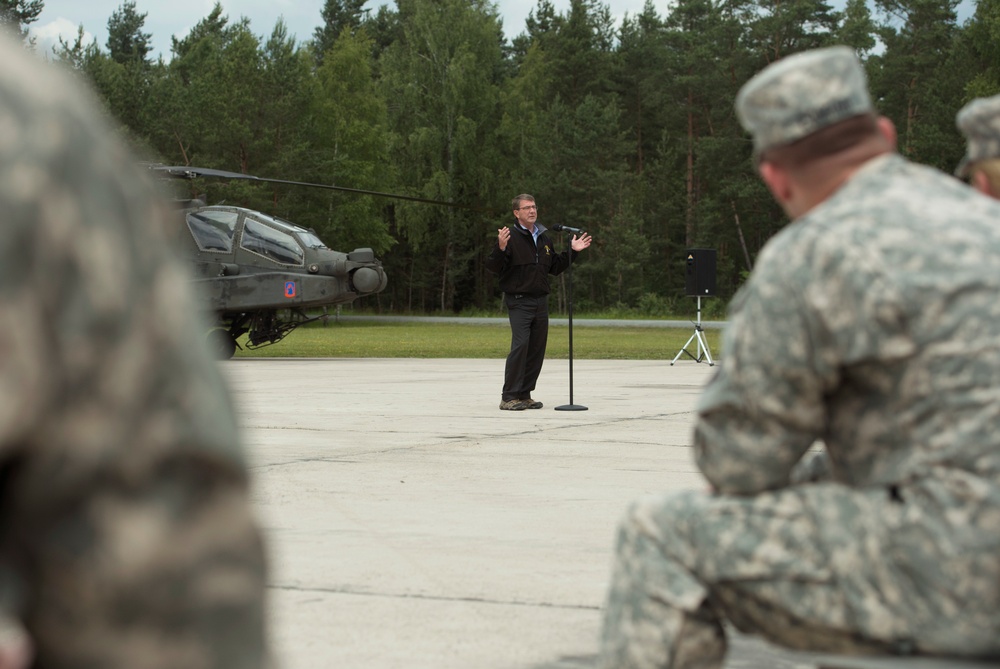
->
<box><xmin>515</xmin><ymin>222</ymin><xmax>546</xmax><ymax>235</ymax></box>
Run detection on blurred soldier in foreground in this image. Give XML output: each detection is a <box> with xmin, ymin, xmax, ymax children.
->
<box><xmin>599</xmin><ymin>46</ymin><xmax>1000</xmax><ymax>668</ymax></box>
<box><xmin>0</xmin><ymin>33</ymin><xmax>268</xmax><ymax>669</ymax></box>
<box><xmin>956</xmin><ymin>93</ymin><xmax>1000</xmax><ymax>198</ymax></box>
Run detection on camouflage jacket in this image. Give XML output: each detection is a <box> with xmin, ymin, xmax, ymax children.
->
<box><xmin>0</xmin><ymin>36</ymin><xmax>268</xmax><ymax>669</ymax></box>
<box><xmin>696</xmin><ymin>153</ymin><xmax>1000</xmax><ymax>504</ymax></box>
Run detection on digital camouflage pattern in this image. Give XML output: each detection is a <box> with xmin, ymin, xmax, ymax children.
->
<box><xmin>0</xmin><ymin>36</ymin><xmax>269</xmax><ymax>669</ymax></box>
<box><xmin>600</xmin><ymin>159</ymin><xmax>1000</xmax><ymax>667</ymax></box>
<box><xmin>735</xmin><ymin>46</ymin><xmax>874</xmax><ymax>154</ymax></box>
<box><xmin>955</xmin><ymin>93</ymin><xmax>1000</xmax><ymax>177</ymax></box>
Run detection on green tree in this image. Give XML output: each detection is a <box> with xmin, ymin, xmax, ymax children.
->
<box><xmin>955</xmin><ymin>0</ymin><xmax>1000</xmax><ymax>100</ymax></box>
<box><xmin>309</xmin><ymin>29</ymin><xmax>395</xmax><ymax>255</ymax></box>
<box><xmin>837</xmin><ymin>0</ymin><xmax>877</xmax><ymax>56</ymax></box>
<box><xmin>742</xmin><ymin>0</ymin><xmax>839</xmax><ymax>66</ymax></box>
<box><xmin>106</xmin><ymin>0</ymin><xmax>152</xmax><ymax>65</ymax></box>
<box><xmin>379</xmin><ymin>0</ymin><xmax>506</xmax><ymax>312</ymax></box>
<box><xmin>53</xmin><ymin>24</ymin><xmax>99</xmax><ymax>71</ymax></box>
<box><xmin>543</xmin><ymin>96</ymin><xmax>634</xmax><ymax>308</ymax></box>
<box><xmin>361</xmin><ymin>3</ymin><xmax>403</xmax><ymax>61</ymax></box>
<box><xmin>149</xmin><ymin>4</ymin><xmax>237</xmax><ymax>165</ymax></box>
<box><xmin>498</xmin><ymin>41</ymin><xmax>555</xmax><ymax>187</ymax></box>
<box><xmin>75</xmin><ymin>1</ymin><xmax>158</xmax><ymax>142</ymax></box>
<box><xmin>870</xmin><ymin>0</ymin><xmax>965</xmax><ymax>168</ymax></box>
<box><xmin>167</xmin><ymin>13</ymin><xmax>265</xmax><ymax>172</ymax></box>
<box><xmin>313</xmin><ymin>0</ymin><xmax>368</xmax><ymax>61</ymax></box>
<box><xmin>525</xmin><ymin>0</ymin><xmax>561</xmax><ymax>39</ymax></box>
<box><xmin>256</xmin><ymin>22</ymin><xmax>311</xmax><ymax>173</ymax></box>
<box><xmin>650</xmin><ymin>0</ymin><xmax>763</xmax><ymax>297</ymax></box>
<box><xmin>0</xmin><ymin>0</ymin><xmax>42</xmax><ymax>45</ymax></box>
<box><xmin>663</xmin><ymin>0</ymin><xmax>735</xmax><ymax>247</ymax></box>
<box><xmin>150</xmin><ymin>6</ymin><xmax>273</xmax><ymax>201</ymax></box>
<box><xmin>616</xmin><ymin>1</ymin><xmax>666</xmax><ymax>177</ymax></box>
<box><xmin>539</xmin><ymin>0</ymin><xmax>617</xmax><ymax>107</ymax></box>
<box><xmin>199</xmin><ymin>25</ymin><xmax>265</xmax><ymax>174</ymax></box>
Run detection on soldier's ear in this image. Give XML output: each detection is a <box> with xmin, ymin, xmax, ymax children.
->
<box><xmin>971</xmin><ymin>171</ymin><xmax>997</xmax><ymax>199</ymax></box>
<box><xmin>876</xmin><ymin>116</ymin><xmax>897</xmax><ymax>151</ymax></box>
<box><xmin>759</xmin><ymin>161</ymin><xmax>792</xmax><ymax>205</ymax></box>
<box><xmin>759</xmin><ymin>161</ymin><xmax>804</xmax><ymax>218</ymax></box>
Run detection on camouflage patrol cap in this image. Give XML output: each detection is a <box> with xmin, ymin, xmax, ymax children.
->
<box><xmin>736</xmin><ymin>46</ymin><xmax>874</xmax><ymax>155</ymax></box>
<box><xmin>955</xmin><ymin>94</ymin><xmax>1000</xmax><ymax>177</ymax></box>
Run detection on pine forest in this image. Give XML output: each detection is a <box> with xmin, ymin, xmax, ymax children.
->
<box><xmin>4</xmin><ymin>0</ymin><xmax>997</xmax><ymax>317</ymax></box>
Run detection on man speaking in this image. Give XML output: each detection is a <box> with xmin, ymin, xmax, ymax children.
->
<box><xmin>485</xmin><ymin>194</ymin><xmax>592</xmax><ymax>411</ymax></box>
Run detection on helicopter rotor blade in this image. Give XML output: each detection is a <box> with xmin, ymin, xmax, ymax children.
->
<box><xmin>151</xmin><ymin>165</ymin><xmax>493</xmax><ymax>214</ymax></box>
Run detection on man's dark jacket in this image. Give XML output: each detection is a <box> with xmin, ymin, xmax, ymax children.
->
<box><xmin>485</xmin><ymin>223</ymin><xmax>577</xmax><ymax>296</ymax></box>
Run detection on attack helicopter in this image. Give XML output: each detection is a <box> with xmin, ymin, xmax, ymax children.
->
<box><xmin>152</xmin><ymin>165</ymin><xmax>480</xmax><ymax>359</ymax></box>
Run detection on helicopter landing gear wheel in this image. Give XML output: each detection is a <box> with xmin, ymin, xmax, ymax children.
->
<box><xmin>207</xmin><ymin>329</ymin><xmax>237</xmax><ymax>360</ymax></box>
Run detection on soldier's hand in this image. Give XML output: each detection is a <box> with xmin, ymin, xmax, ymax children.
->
<box><xmin>497</xmin><ymin>226</ymin><xmax>510</xmax><ymax>251</ymax></box>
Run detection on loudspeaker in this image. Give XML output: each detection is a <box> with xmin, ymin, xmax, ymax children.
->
<box><xmin>684</xmin><ymin>248</ymin><xmax>716</xmax><ymax>296</ymax></box>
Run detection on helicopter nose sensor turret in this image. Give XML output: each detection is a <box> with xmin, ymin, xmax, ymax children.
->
<box><xmin>351</xmin><ymin>267</ymin><xmax>383</xmax><ymax>293</ymax></box>
<box><xmin>307</xmin><ymin>249</ymin><xmax>385</xmax><ymax>294</ymax></box>
<box><xmin>343</xmin><ymin>248</ymin><xmax>386</xmax><ymax>294</ymax></box>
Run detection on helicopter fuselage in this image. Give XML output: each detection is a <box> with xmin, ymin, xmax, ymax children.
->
<box><xmin>179</xmin><ymin>204</ymin><xmax>387</xmax><ymax>356</ymax></box>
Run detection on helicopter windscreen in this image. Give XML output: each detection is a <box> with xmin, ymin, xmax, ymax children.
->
<box><xmin>254</xmin><ymin>212</ymin><xmax>328</xmax><ymax>250</ymax></box>
<box><xmin>241</xmin><ymin>217</ymin><xmax>305</xmax><ymax>265</ymax></box>
<box><xmin>297</xmin><ymin>230</ymin><xmax>327</xmax><ymax>250</ymax></box>
<box><xmin>187</xmin><ymin>210</ymin><xmax>238</xmax><ymax>253</ymax></box>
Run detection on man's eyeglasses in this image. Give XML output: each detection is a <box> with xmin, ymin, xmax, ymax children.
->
<box><xmin>517</xmin><ymin>205</ymin><xmax>538</xmax><ymax>211</ymax></box>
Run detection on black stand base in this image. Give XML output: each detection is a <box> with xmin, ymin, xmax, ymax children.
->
<box><xmin>670</xmin><ymin>295</ymin><xmax>715</xmax><ymax>366</ymax></box>
<box><xmin>555</xmin><ymin>404</ymin><xmax>589</xmax><ymax>411</ymax></box>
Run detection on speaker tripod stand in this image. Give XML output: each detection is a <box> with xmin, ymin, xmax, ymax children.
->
<box><xmin>671</xmin><ymin>296</ymin><xmax>714</xmax><ymax>366</ymax></box>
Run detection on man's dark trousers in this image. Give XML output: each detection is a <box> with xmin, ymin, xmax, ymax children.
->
<box><xmin>503</xmin><ymin>294</ymin><xmax>549</xmax><ymax>401</ymax></box>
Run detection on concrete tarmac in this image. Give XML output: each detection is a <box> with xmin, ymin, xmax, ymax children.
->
<box><xmin>221</xmin><ymin>357</ymin><xmax>817</xmax><ymax>669</ymax></box>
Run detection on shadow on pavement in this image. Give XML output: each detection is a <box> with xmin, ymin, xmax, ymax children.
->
<box><xmin>526</xmin><ymin>633</ymin><xmax>820</xmax><ymax>669</ymax></box>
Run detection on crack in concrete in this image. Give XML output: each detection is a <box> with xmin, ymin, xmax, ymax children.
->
<box><xmin>268</xmin><ymin>583</ymin><xmax>599</xmax><ymax>611</ymax></box>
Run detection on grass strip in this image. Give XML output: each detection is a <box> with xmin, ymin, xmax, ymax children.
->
<box><xmin>233</xmin><ymin>320</ymin><xmax>723</xmax><ymax>360</ymax></box>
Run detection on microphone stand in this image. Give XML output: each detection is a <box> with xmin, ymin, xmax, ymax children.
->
<box><xmin>555</xmin><ymin>232</ymin><xmax>587</xmax><ymax>411</ymax></box>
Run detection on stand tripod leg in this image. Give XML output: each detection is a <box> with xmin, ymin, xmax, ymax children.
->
<box><xmin>672</xmin><ymin>295</ymin><xmax>715</xmax><ymax>366</ymax></box>
<box><xmin>671</xmin><ymin>330</ymin><xmax>700</xmax><ymax>365</ymax></box>
<box><xmin>694</xmin><ymin>328</ymin><xmax>714</xmax><ymax>365</ymax></box>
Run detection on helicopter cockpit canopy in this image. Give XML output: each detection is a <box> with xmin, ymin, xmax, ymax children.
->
<box><xmin>241</xmin><ymin>216</ymin><xmax>305</xmax><ymax>265</ymax></box>
<box><xmin>187</xmin><ymin>209</ymin><xmax>237</xmax><ymax>253</ymax></box>
<box><xmin>186</xmin><ymin>206</ymin><xmax>330</xmax><ymax>267</ymax></box>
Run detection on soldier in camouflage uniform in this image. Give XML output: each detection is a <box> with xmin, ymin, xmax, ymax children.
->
<box><xmin>599</xmin><ymin>46</ymin><xmax>1000</xmax><ymax>669</ymax></box>
<box><xmin>0</xmin><ymin>34</ymin><xmax>269</xmax><ymax>669</ymax></box>
<box><xmin>956</xmin><ymin>93</ymin><xmax>1000</xmax><ymax>198</ymax></box>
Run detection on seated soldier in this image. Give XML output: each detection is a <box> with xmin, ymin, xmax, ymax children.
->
<box><xmin>0</xmin><ymin>32</ymin><xmax>269</xmax><ymax>669</ymax></box>
<box><xmin>599</xmin><ymin>46</ymin><xmax>1000</xmax><ymax>669</ymax></box>
<box><xmin>956</xmin><ymin>93</ymin><xmax>1000</xmax><ymax>198</ymax></box>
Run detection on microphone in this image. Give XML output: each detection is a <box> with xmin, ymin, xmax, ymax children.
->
<box><xmin>551</xmin><ymin>224</ymin><xmax>584</xmax><ymax>234</ymax></box>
